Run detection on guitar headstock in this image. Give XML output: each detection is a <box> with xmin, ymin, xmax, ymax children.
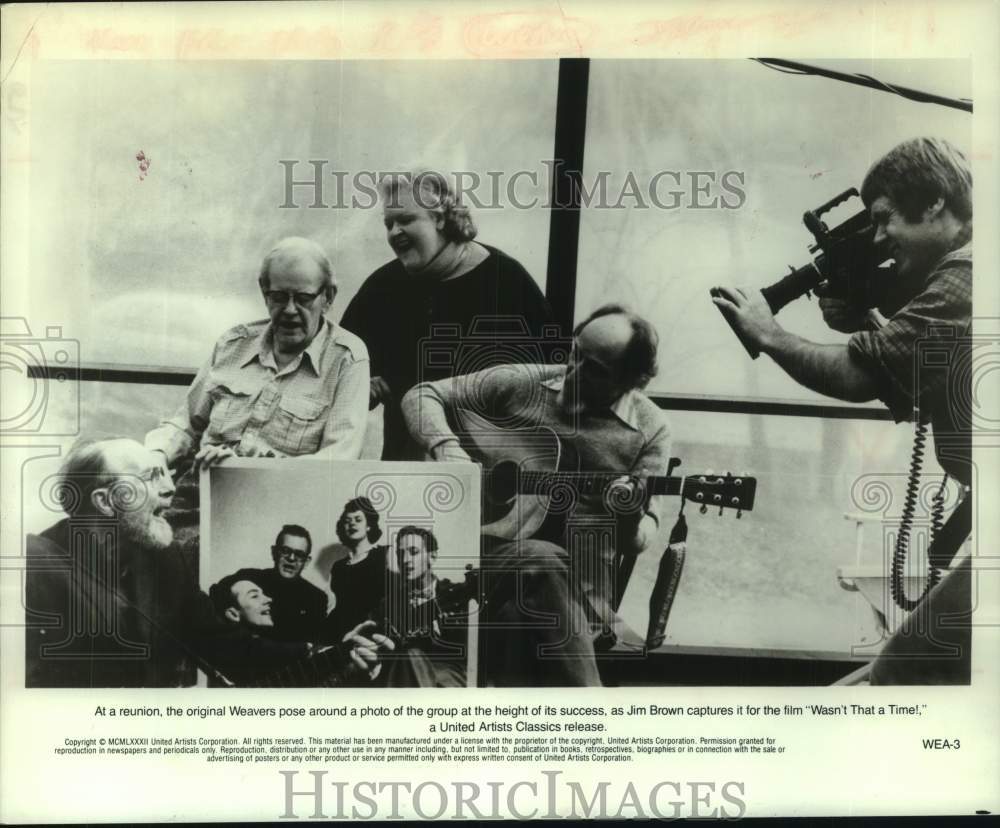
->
<box><xmin>682</xmin><ymin>471</ymin><xmax>757</xmax><ymax>517</ymax></box>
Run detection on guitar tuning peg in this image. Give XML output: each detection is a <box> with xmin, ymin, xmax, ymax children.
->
<box><xmin>718</xmin><ymin>505</ymin><xmax>724</xmax><ymax>516</ymax></box>
<box><xmin>736</xmin><ymin>509</ymin><xmax>742</xmax><ymax>519</ymax></box>
<box><xmin>699</xmin><ymin>504</ymin><xmax>708</xmax><ymax>515</ymax></box>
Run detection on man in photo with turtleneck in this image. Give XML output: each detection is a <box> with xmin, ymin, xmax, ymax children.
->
<box><xmin>382</xmin><ymin>526</ymin><xmax>469</xmax><ymax>688</ymax></box>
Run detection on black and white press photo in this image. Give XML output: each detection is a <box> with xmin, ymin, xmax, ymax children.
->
<box><xmin>1</xmin><ymin>1</ymin><xmax>997</xmax><ymax>822</ymax></box>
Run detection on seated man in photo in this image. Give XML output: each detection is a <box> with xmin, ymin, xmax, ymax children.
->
<box><xmin>402</xmin><ymin>304</ymin><xmax>672</xmax><ymax>687</ymax></box>
<box><xmin>25</xmin><ymin>437</ymin><xmax>197</xmax><ymax>687</ymax></box>
<box><xmin>144</xmin><ymin>237</ymin><xmax>371</xmax><ymax>548</ymax></box>
<box><xmin>382</xmin><ymin>526</ymin><xmax>470</xmax><ymax>688</ymax></box>
<box><xmin>147</xmin><ymin>236</ymin><xmax>370</xmax><ymax>467</ymax></box>
<box><xmin>209</xmin><ymin>569</ymin><xmax>391</xmax><ymax>687</ymax></box>
<box><xmin>23</xmin><ymin>436</ymin><xmax>293</xmax><ymax>688</ymax></box>
<box><xmin>241</xmin><ymin>524</ymin><xmax>328</xmax><ymax>642</ymax></box>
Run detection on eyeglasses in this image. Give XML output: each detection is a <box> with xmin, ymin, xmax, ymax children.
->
<box><xmin>263</xmin><ymin>289</ymin><xmax>326</xmax><ymax>308</ymax></box>
<box><xmin>273</xmin><ymin>545</ymin><xmax>310</xmax><ymax>561</ymax></box>
<box><xmin>136</xmin><ymin>466</ymin><xmax>170</xmax><ymax>484</ymax></box>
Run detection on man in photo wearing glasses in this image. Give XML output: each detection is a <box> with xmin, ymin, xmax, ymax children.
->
<box><xmin>25</xmin><ymin>438</ymin><xmax>193</xmax><ymax>687</ymax></box>
<box><xmin>145</xmin><ymin>236</ymin><xmax>370</xmax><ymax>468</ymax></box>
<box><xmin>243</xmin><ymin>524</ymin><xmax>329</xmax><ymax>643</ymax></box>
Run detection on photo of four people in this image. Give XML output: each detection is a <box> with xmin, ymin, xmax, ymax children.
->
<box><xmin>21</xmin><ymin>59</ymin><xmax>974</xmax><ymax>691</ymax></box>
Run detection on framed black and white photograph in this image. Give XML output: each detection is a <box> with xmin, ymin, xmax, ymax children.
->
<box><xmin>201</xmin><ymin>459</ymin><xmax>480</xmax><ymax>688</ymax></box>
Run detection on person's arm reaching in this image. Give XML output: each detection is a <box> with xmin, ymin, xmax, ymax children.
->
<box><xmin>145</xmin><ymin>352</ymin><xmax>218</xmax><ymax>466</ymax></box>
<box><xmin>711</xmin><ymin>286</ymin><xmax>879</xmax><ymax>403</ymax></box>
<box><xmin>401</xmin><ymin>366</ymin><xmax>521</xmax><ymax>462</ymax></box>
<box><xmin>400</xmin><ymin>377</ymin><xmax>473</xmax><ymax>462</ymax></box>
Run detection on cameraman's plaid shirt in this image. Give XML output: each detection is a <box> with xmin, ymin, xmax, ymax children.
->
<box><xmin>849</xmin><ymin>241</ymin><xmax>972</xmax><ymax>484</ymax></box>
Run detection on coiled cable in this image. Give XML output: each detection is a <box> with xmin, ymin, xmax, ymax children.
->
<box><xmin>890</xmin><ymin>417</ymin><xmax>947</xmax><ymax>611</ymax></box>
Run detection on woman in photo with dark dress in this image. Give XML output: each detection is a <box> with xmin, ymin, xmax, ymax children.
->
<box><xmin>339</xmin><ymin>169</ymin><xmax>557</xmax><ymax>460</ymax></box>
<box><xmin>324</xmin><ymin>497</ymin><xmax>390</xmax><ymax>642</ymax></box>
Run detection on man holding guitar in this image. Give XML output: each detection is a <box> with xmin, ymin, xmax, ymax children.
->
<box><xmin>402</xmin><ymin>304</ymin><xmax>672</xmax><ymax>686</ymax></box>
<box><xmin>381</xmin><ymin>527</ymin><xmax>471</xmax><ymax>688</ymax></box>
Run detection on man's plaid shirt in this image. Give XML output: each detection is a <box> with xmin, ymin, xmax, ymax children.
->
<box><xmin>146</xmin><ymin>318</ymin><xmax>370</xmax><ymax>462</ymax></box>
<box><xmin>849</xmin><ymin>241</ymin><xmax>972</xmax><ymax>484</ymax></box>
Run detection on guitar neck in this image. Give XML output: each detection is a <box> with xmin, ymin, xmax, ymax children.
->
<box><xmin>510</xmin><ymin>470</ymin><xmax>757</xmax><ymax>514</ymax></box>
<box><xmin>514</xmin><ymin>471</ymin><xmax>682</xmax><ymax>497</ymax></box>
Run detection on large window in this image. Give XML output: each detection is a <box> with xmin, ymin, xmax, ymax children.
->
<box><xmin>616</xmin><ymin>410</ymin><xmax>950</xmax><ymax>654</ymax></box>
<box><xmin>26</xmin><ymin>60</ymin><xmax>558</xmax><ymax>368</ymax></box>
<box><xmin>578</xmin><ymin>60</ymin><xmax>971</xmax><ymax>403</ymax></box>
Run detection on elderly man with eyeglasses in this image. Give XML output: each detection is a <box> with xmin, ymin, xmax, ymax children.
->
<box><xmin>146</xmin><ymin>236</ymin><xmax>370</xmax><ymax>469</ymax></box>
<box><xmin>25</xmin><ymin>438</ymin><xmax>362</xmax><ymax>687</ymax></box>
<box><xmin>239</xmin><ymin>524</ymin><xmax>329</xmax><ymax>642</ymax></box>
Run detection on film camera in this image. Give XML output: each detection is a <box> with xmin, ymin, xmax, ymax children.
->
<box><xmin>712</xmin><ymin>188</ymin><xmax>900</xmax><ymax>359</ymax></box>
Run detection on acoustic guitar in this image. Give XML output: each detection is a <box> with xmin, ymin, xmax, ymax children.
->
<box><xmin>447</xmin><ymin>408</ymin><xmax>757</xmax><ymax>541</ymax></box>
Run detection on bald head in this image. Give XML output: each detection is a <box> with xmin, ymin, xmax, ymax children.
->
<box><xmin>578</xmin><ymin>313</ymin><xmax>633</xmax><ymax>364</ymax></box>
<box><xmin>558</xmin><ymin>305</ymin><xmax>659</xmax><ymax>414</ymax></box>
<box><xmin>100</xmin><ymin>438</ymin><xmax>158</xmax><ymax>475</ymax></box>
<box><xmin>574</xmin><ymin>304</ymin><xmax>659</xmax><ymax>389</ymax></box>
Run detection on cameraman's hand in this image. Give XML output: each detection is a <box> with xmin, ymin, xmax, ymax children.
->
<box><xmin>711</xmin><ymin>286</ymin><xmax>782</xmax><ymax>351</ymax></box>
<box><xmin>815</xmin><ymin>284</ymin><xmax>866</xmax><ymax>333</ymax></box>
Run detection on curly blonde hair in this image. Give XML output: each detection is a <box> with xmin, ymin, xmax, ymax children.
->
<box><xmin>379</xmin><ymin>170</ymin><xmax>478</xmax><ymax>242</ymax></box>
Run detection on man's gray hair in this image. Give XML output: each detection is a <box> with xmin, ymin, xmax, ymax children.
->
<box><xmin>258</xmin><ymin>237</ymin><xmax>337</xmax><ymax>299</ymax></box>
<box><xmin>55</xmin><ymin>437</ymin><xmax>120</xmax><ymax>516</ymax></box>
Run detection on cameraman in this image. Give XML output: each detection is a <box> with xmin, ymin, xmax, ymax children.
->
<box><xmin>713</xmin><ymin>138</ymin><xmax>972</xmax><ymax>684</ymax></box>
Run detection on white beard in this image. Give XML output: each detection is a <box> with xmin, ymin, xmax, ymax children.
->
<box><xmin>120</xmin><ymin>510</ymin><xmax>174</xmax><ymax>551</ymax></box>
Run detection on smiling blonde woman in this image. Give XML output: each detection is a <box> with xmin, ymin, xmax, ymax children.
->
<box><xmin>340</xmin><ymin>170</ymin><xmax>556</xmax><ymax>460</ymax></box>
